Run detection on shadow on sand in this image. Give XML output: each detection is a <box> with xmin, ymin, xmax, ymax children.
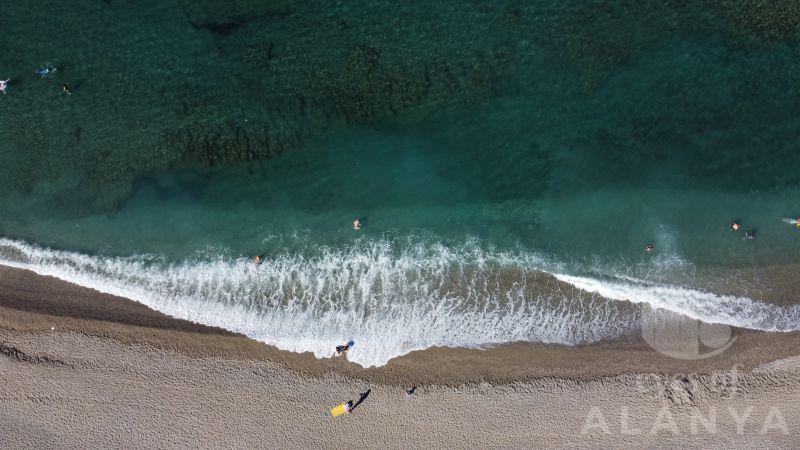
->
<box><xmin>351</xmin><ymin>389</ymin><xmax>371</xmax><ymax>411</ymax></box>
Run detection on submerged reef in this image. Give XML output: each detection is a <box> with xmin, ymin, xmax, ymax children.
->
<box><xmin>0</xmin><ymin>1</ymin><xmax>515</xmax><ymax>215</ymax></box>
<box><xmin>160</xmin><ymin>42</ymin><xmax>509</xmax><ymax>167</ymax></box>
<box><xmin>178</xmin><ymin>0</ymin><xmax>295</xmax><ymax>31</ymax></box>
<box><xmin>562</xmin><ymin>0</ymin><xmax>800</xmax><ymax>92</ymax></box>
<box><xmin>0</xmin><ymin>0</ymin><xmax>799</xmax><ymax>217</ymax></box>
<box><xmin>562</xmin><ymin>0</ymin><xmax>718</xmax><ymax>92</ymax></box>
<box><xmin>715</xmin><ymin>0</ymin><xmax>800</xmax><ymax>40</ymax></box>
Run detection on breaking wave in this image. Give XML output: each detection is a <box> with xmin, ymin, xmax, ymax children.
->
<box><xmin>0</xmin><ymin>236</ymin><xmax>798</xmax><ymax>367</ymax></box>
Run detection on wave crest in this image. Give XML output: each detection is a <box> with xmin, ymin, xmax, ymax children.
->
<box><xmin>0</xmin><ymin>237</ymin><xmax>797</xmax><ymax>367</ymax></box>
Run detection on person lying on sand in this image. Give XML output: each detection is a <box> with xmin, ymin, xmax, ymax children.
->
<box><xmin>329</xmin><ymin>400</ymin><xmax>354</xmax><ymax>418</ymax></box>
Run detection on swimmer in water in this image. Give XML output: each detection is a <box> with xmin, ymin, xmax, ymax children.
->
<box><xmin>254</xmin><ymin>255</ymin><xmax>263</xmax><ymax>265</ymax></box>
<box><xmin>353</xmin><ymin>218</ymin><xmax>362</xmax><ymax>230</ymax></box>
<box><xmin>36</xmin><ymin>64</ymin><xmax>57</xmax><ymax>78</ymax></box>
<box><xmin>645</xmin><ymin>244</ymin><xmax>654</xmax><ymax>253</ymax></box>
<box><xmin>731</xmin><ymin>221</ymin><xmax>741</xmax><ymax>231</ymax></box>
<box><xmin>0</xmin><ymin>79</ymin><xmax>8</xmax><ymax>95</ymax></box>
<box><xmin>745</xmin><ymin>231</ymin><xmax>755</xmax><ymax>240</ymax></box>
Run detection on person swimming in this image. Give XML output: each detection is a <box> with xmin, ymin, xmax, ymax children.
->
<box><xmin>62</xmin><ymin>84</ymin><xmax>71</xmax><ymax>95</ymax></box>
<box><xmin>254</xmin><ymin>255</ymin><xmax>263</xmax><ymax>265</ymax></box>
<box><xmin>645</xmin><ymin>244</ymin><xmax>654</xmax><ymax>253</ymax></box>
<box><xmin>745</xmin><ymin>231</ymin><xmax>755</xmax><ymax>240</ymax></box>
<box><xmin>731</xmin><ymin>221</ymin><xmax>741</xmax><ymax>231</ymax></box>
<box><xmin>0</xmin><ymin>79</ymin><xmax>8</xmax><ymax>95</ymax></box>
<box><xmin>36</xmin><ymin>64</ymin><xmax>57</xmax><ymax>78</ymax></box>
<box><xmin>353</xmin><ymin>218</ymin><xmax>362</xmax><ymax>230</ymax></box>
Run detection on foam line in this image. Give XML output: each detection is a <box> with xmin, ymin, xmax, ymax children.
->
<box><xmin>0</xmin><ymin>237</ymin><xmax>797</xmax><ymax>367</ymax></box>
<box><xmin>553</xmin><ymin>273</ymin><xmax>800</xmax><ymax>331</ymax></box>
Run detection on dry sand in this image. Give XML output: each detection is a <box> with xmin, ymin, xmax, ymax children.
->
<box><xmin>1</xmin><ymin>266</ymin><xmax>799</xmax><ymax>448</ymax></box>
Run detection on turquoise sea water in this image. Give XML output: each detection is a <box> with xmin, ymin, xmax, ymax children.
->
<box><xmin>2</xmin><ymin>1</ymin><xmax>800</xmax><ymax>366</ymax></box>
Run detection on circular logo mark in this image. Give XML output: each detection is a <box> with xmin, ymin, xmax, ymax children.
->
<box><xmin>641</xmin><ymin>308</ymin><xmax>736</xmax><ymax>360</ymax></box>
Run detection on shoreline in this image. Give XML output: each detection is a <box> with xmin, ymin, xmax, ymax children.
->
<box><xmin>4</xmin><ymin>234</ymin><xmax>800</xmax><ymax>369</ymax></box>
<box><xmin>3</xmin><ymin>265</ymin><xmax>800</xmax><ymax>446</ymax></box>
<box><xmin>3</xmin><ymin>264</ymin><xmax>800</xmax><ymax>385</ymax></box>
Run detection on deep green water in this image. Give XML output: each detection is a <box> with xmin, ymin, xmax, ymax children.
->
<box><xmin>2</xmin><ymin>1</ymin><xmax>800</xmax><ymax>366</ymax></box>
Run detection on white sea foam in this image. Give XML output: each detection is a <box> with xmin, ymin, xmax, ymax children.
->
<box><xmin>553</xmin><ymin>274</ymin><xmax>800</xmax><ymax>331</ymax></box>
<box><xmin>0</xmin><ymin>237</ymin><xmax>797</xmax><ymax>367</ymax></box>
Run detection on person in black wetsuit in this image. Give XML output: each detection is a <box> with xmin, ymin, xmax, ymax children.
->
<box><xmin>335</xmin><ymin>344</ymin><xmax>350</xmax><ymax>355</ymax></box>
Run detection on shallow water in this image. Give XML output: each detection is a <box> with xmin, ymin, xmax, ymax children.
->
<box><xmin>2</xmin><ymin>1</ymin><xmax>800</xmax><ymax>366</ymax></box>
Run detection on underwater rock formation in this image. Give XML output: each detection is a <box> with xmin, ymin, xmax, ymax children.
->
<box><xmin>158</xmin><ymin>44</ymin><xmax>510</xmax><ymax>170</ymax></box>
<box><xmin>178</xmin><ymin>0</ymin><xmax>294</xmax><ymax>31</ymax></box>
<box><xmin>562</xmin><ymin>1</ymin><xmax>714</xmax><ymax>92</ymax></box>
<box><xmin>714</xmin><ymin>0</ymin><xmax>800</xmax><ymax>41</ymax></box>
<box><xmin>4</xmin><ymin>0</ymin><xmax>799</xmax><ymax>221</ymax></box>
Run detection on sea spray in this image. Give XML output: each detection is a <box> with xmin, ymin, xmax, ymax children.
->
<box><xmin>0</xmin><ymin>237</ymin><xmax>798</xmax><ymax>367</ymax></box>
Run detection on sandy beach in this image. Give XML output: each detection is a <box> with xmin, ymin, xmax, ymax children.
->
<box><xmin>0</xmin><ymin>265</ymin><xmax>799</xmax><ymax>448</ymax></box>
<box><xmin>4</xmin><ymin>1</ymin><xmax>800</xmax><ymax>448</ymax></box>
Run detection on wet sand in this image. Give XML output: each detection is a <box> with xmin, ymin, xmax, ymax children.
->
<box><xmin>1</xmin><ymin>265</ymin><xmax>800</xmax><ymax>447</ymax></box>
